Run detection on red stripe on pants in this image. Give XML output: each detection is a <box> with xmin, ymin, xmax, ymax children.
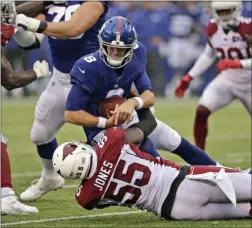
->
<box><xmin>190</xmin><ymin>166</ymin><xmax>239</xmax><ymax>175</ymax></box>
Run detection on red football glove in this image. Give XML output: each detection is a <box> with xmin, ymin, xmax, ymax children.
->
<box><xmin>174</xmin><ymin>74</ymin><xmax>193</xmax><ymax>98</ymax></box>
<box><xmin>217</xmin><ymin>59</ymin><xmax>242</xmax><ymax>71</ymax></box>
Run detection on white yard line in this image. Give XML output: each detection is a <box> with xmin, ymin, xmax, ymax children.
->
<box><xmin>1</xmin><ymin>211</ymin><xmax>143</xmax><ymax>226</ymax></box>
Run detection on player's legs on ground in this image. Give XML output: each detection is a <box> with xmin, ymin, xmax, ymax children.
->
<box><xmin>148</xmin><ymin>119</ymin><xmax>219</xmax><ymax>166</ymax></box>
<box><xmin>194</xmin><ymin>76</ymin><xmax>235</xmax><ymax>150</ymax></box>
<box><xmin>1</xmin><ymin>137</ymin><xmax>38</xmax><ymax>214</ymax></box>
<box><xmin>192</xmin><ymin>166</ymin><xmax>252</xmax><ymax>201</ymax></box>
<box><xmin>171</xmin><ymin>170</ymin><xmax>252</xmax><ymax>220</ymax></box>
<box><xmin>20</xmin><ymin>71</ymin><xmax>71</xmax><ymax>201</ymax></box>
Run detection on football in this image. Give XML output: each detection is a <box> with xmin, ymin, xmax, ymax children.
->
<box><xmin>98</xmin><ymin>96</ymin><xmax>126</xmax><ymax>118</ymax></box>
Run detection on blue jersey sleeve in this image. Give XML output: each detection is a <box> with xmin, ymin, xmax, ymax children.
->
<box><xmin>66</xmin><ymin>83</ymin><xmax>91</xmax><ymax>111</ymax></box>
<box><xmin>133</xmin><ymin>42</ymin><xmax>152</xmax><ymax>94</ymax></box>
<box><xmin>134</xmin><ymin>70</ymin><xmax>153</xmax><ymax>94</ymax></box>
<box><xmin>70</xmin><ymin>56</ymin><xmax>97</xmax><ymax>94</ymax></box>
<box><xmin>99</xmin><ymin>1</ymin><xmax>109</xmax><ymax>15</ymax></box>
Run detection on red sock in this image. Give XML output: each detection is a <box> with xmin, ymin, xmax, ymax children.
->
<box><xmin>193</xmin><ymin>105</ymin><xmax>211</xmax><ymax>151</ymax></box>
<box><xmin>1</xmin><ymin>142</ymin><xmax>12</xmax><ymax>188</ymax></box>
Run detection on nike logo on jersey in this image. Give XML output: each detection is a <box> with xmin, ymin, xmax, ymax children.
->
<box><xmin>78</xmin><ymin>67</ymin><xmax>85</xmax><ymax>74</ymax></box>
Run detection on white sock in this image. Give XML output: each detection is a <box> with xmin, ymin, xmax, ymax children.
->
<box><xmin>1</xmin><ymin>187</ymin><xmax>15</xmax><ymax>197</ymax></box>
<box><xmin>40</xmin><ymin>158</ymin><xmax>57</xmax><ymax>177</ymax></box>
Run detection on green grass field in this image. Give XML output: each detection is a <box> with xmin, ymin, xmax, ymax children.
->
<box><xmin>1</xmin><ymin>98</ymin><xmax>251</xmax><ymax>227</ymax></box>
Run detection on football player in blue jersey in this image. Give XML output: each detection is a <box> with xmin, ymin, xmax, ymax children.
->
<box><xmin>15</xmin><ymin>1</ymin><xmax>109</xmax><ymax>202</ymax></box>
<box><xmin>65</xmin><ymin>16</ymin><xmax>222</xmax><ymax>169</ymax></box>
<box><xmin>65</xmin><ymin>16</ymin><xmax>155</xmax><ymax>144</ymax></box>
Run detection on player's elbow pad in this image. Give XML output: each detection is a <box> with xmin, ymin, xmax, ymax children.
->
<box><xmin>14</xmin><ymin>27</ymin><xmax>40</xmax><ymax>50</ymax></box>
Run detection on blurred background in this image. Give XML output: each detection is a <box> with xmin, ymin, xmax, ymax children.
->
<box><xmin>2</xmin><ymin>1</ymin><xmax>252</xmax><ymax>98</ymax></box>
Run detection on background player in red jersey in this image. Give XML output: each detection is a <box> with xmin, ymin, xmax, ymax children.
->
<box><xmin>174</xmin><ymin>1</ymin><xmax>252</xmax><ymax>150</ymax></box>
<box><xmin>52</xmin><ymin>127</ymin><xmax>252</xmax><ymax>220</ymax></box>
<box><xmin>1</xmin><ymin>0</ymin><xmax>49</xmax><ymax>215</ymax></box>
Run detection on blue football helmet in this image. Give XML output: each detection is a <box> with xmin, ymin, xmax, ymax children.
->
<box><xmin>98</xmin><ymin>16</ymin><xmax>137</xmax><ymax>69</ymax></box>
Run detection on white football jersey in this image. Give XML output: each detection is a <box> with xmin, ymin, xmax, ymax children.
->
<box><xmin>112</xmin><ymin>144</ymin><xmax>180</xmax><ymax>216</ymax></box>
<box><xmin>206</xmin><ymin>17</ymin><xmax>252</xmax><ymax>83</ymax></box>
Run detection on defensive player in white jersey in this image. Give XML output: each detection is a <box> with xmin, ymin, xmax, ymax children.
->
<box><xmin>52</xmin><ymin>127</ymin><xmax>252</xmax><ymax>220</ymax></box>
<box><xmin>14</xmin><ymin>1</ymin><xmax>109</xmax><ymax>202</ymax></box>
<box><xmin>174</xmin><ymin>1</ymin><xmax>252</xmax><ymax>151</ymax></box>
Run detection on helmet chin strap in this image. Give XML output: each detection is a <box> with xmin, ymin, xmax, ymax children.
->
<box><xmin>106</xmin><ymin>56</ymin><xmax>123</xmax><ymax>67</ymax></box>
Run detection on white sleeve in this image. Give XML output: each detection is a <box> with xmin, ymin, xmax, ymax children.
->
<box><xmin>188</xmin><ymin>43</ymin><xmax>217</xmax><ymax>78</ymax></box>
<box><xmin>240</xmin><ymin>58</ymin><xmax>252</xmax><ymax>70</ymax></box>
<box><xmin>13</xmin><ymin>27</ymin><xmax>37</xmax><ymax>48</ymax></box>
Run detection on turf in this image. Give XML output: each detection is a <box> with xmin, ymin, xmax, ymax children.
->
<box><xmin>1</xmin><ymin>98</ymin><xmax>251</xmax><ymax>227</ymax></box>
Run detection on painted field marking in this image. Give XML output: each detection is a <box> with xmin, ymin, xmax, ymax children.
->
<box><xmin>2</xmin><ymin>211</ymin><xmax>144</xmax><ymax>226</ymax></box>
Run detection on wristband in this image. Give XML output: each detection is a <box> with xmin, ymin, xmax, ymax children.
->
<box><xmin>132</xmin><ymin>97</ymin><xmax>144</xmax><ymax>110</ymax></box>
<box><xmin>37</xmin><ymin>21</ymin><xmax>48</xmax><ymax>33</ymax></box>
<box><xmin>97</xmin><ymin>117</ymin><xmax>106</xmax><ymax>128</ymax></box>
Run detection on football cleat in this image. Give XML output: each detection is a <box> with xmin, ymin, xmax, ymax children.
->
<box><xmin>20</xmin><ymin>174</ymin><xmax>65</xmax><ymax>201</ymax></box>
<box><xmin>1</xmin><ymin>195</ymin><xmax>39</xmax><ymax>215</ymax></box>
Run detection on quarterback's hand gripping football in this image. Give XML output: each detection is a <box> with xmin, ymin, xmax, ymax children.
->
<box><xmin>110</xmin><ymin>100</ymin><xmax>135</xmax><ymax>126</ymax></box>
<box><xmin>15</xmin><ymin>14</ymin><xmax>47</xmax><ymax>33</ymax></box>
<box><xmin>33</xmin><ymin>60</ymin><xmax>49</xmax><ymax>79</ymax></box>
<box><xmin>217</xmin><ymin>59</ymin><xmax>242</xmax><ymax>71</ymax></box>
<box><xmin>174</xmin><ymin>74</ymin><xmax>193</xmax><ymax>98</ymax></box>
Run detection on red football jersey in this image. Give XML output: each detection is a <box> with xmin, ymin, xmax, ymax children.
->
<box><xmin>75</xmin><ymin>127</ymin><xmax>182</xmax><ymax>215</ymax></box>
<box><xmin>1</xmin><ymin>24</ymin><xmax>15</xmax><ymax>46</ymax></box>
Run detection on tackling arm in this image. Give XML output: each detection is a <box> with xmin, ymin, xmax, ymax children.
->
<box><xmin>1</xmin><ymin>48</ymin><xmax>37</xmax><ymax>90</ymax></box>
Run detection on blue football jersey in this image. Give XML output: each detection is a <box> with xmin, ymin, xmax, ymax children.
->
<box><xmin>43</xmin><ymin>1</ymin><xmax>108</xmax><ymax>73</ymax></box>
<box><xmin>67</xmin><ymin>42</ymin><xmax>152</xmax><ymax>143</ymax></box>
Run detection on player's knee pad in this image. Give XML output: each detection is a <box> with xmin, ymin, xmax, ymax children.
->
<box><xmin>1</xmin><ymin>133</ymin><xmax>8</xmax><ymax>146</ymax></box>
<box><xmin>35</xmin><ymin>91</ymin><xmax>56</xmax><ymax>122</ymax></box>
<box><xmin>149</xmin><ymin>119</ymin><xmax>181</xmax><ymax>151</ymax></box>
<box><xmin>30</xmin><ymin>91</ymin><xmax>60</xmax><ymax>145</ymax></box>
<box><xmin>30</xmin><ymin>121</ymin><xmax>54</xmax><ymax>145</ymax></box>
<box><xmin>196</xmin><ymin>105</ymin><xmax>211</xmax><ymax>119</ymax></box>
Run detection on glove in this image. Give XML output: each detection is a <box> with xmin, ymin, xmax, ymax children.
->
<box><xmin>33</xmin><ymin>60</ymin><xmax>49</xmax><ymax>79</ymax></box>
<box><xmin>14</xmin><ymin>27</ymin><xmax>40</xmax><ymax>50</ymax></box>
<box><xmin>174</xmin><ymin>74</ymin><xmax>193</xmax><ymax>98</ymax></box>
<box><xmin>15</xmin><ymin>14</ymin><xmax>47</xmax><ymax>33</ymax></box>
<box><xmin>217</xmin><ymin>59</ymin><xmax>242</xmax><ymax>71</ymax></box>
